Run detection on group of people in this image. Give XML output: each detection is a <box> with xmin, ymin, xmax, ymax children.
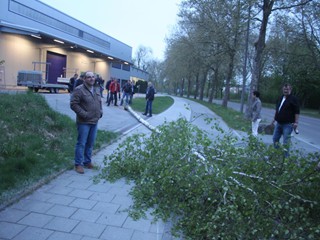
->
<box><xmin>104</xmin><ymin>78</ymin><xmax>135</xmax><ymax>107</ymax></box>
<box><xmin>249</xmin><ymin>83</ymin><xmax>300</xmax><ymax>157</ymax></box>
<box><xmin>69</xmin><ymin>73</ymin><xmax>104</xmax><ymax>96</ymax></box>
<box><xmin>70</xmin><ymin>72</ymin><xmax>300</xmax><ymax>174</ymax></box>
<box><xmin>70</xmin><ymin>71</ymin><xmax>156</xmax><ymax>174</ymax></box>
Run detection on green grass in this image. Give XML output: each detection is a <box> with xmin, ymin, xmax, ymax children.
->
<box><xmin>0</xmin><ymin>92</ymin><xmax>118</xmax><ymax>206</ymax></box>
<box><xmin>187</xmin><ymin>98</ymin><xmax>252</xmax><ymax>132</ymax></box>
<box><xmin>131</xmin><ymin>96</ymin><xmax>174</xmax><ymax>114</ymax></box>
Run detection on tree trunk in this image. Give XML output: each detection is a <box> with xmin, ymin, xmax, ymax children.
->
<box><xmin>246</xmin><ymin>0</ymin><xmax>275</xmax><ymax>116</ymax></box>
<box><xmin>180</xmin><ymin>78</ymin><xmax>185</xmax><ymax>97</ymax></box>
<box><xmin>240</xmin><ymin>4</ymin><xmax>251</xmax><ymax>113</ymax></box>
<box><xmin>199</xmin><ymin>70</ymin><xmax>208</xmax><ymax>101</ymax></box>
<box><xmin>206</xmin><ymin>80</ymin><xmax>211</xmax><ymax>99</ymax></box>
<box><xmin>222</xmin><ymin>55</ymin><xmax>235</xmax><ymax>108</ymax></box>
<box><xmin>194</xmin><ymin>73</ymin><xmax>200</xmax><ymax>99</ymax></box>
<box><xmin>209</xmin><ymin>67</ymin><xmax>219</xmax><ymax>103</ymax></box>
<box><xmin>187</xmin><ymin>76</ymin><xmax>191</xmax><ymax>98</ymax></box>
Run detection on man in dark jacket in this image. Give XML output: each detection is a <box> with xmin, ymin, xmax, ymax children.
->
<box><xmin>69</xmin><ymin>73</ymin><xmax>78</xmax><ymax>93</ymax></box>
<box><xmin>74</xmin><ymin>73</ymin><xmax>84</xmax><ymax>89</ymax></box>
<box><xmin>120</xmin><ymin>80</ymin><xmax>132</xmax><ymax>107</ymax></box>
<box><xmin>105</xmin><ymin>78</ymin><xmax>112</xmax><ymax>103</ymax></box>
<box><xmin>142</xmin><ymin>81</ymin><xmax>155</xmax><ymax>117</ymax></box>
<box><xmin>272</xmin><ymin>83</ymin><xmax>300</xmax><ymax>157</ymax></box>
<box><xmin>70</xmin><ymin>71</ymin><xmax>103</xmax><ymax>174</ymax></box>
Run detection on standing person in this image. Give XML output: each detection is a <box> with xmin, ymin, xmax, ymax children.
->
<box><xmin>95</xmin><ymin>75</ymin><xmax>104</xmax><ymax>98</ymax></box>
<box><xmin>250</xmin><ymin>91</ymin><xmax>262</xmax><ymax>137</ymax></box>
<box><xmin>142</xmin><ymin>81</ymin><xmax>155</xmax><ymax>117</ymax></box>
<box><xmin>107</xmin><ymin>78</ymin><xmax>120</xmax><ymax>106</ymax></box>
<box><xmin>120</xmin><ymin>80</ymin><xmax>132</xmax><ymax>108</ymax></box>
<box><xmin>69</xmin><ymin>73</ymin><xmax>78</xmax><ymax>93</ymax></box>
<box><xmin>70</xmin><ymin>71</ymin><xmax>103</xmax><ymax>174</ymax></box>
<box><xmin>129</xmin><ymin>80</ymin><xmax>135</xmax><ymax>104</ymax></box>
<box><xmin>272</xmin><ymin>83</ymin><xmax>300</xmax><ymax>157</ymax></box>
<box><xmin>74</xmin><ymin>73</ymin><xmax>84</xmax><ymax>89</ymax></box>
<box><xmin>105</xmin><ymin>78</ymin><xmax>112</xmax><ymax>104</ymax></box>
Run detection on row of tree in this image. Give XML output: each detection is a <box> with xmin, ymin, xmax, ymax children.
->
<box><xmin>134</xmin><ymin>0</ymin><xmax>320</xmax><ymax>111</ymax></box>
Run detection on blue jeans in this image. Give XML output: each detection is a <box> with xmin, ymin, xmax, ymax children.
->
<box><xmin>145</xmin><ymin>99</ymin><xmax>153</xmax><ymax>116</ymax></box>
<box><xmin>129</xmin><ymin>94</ymin><xmax>133</xmax><ymax>104</ymax></box>
<box><xmin>120</xmin><ymin>92</ymin><xmax>130</xmax><ymax>106</ymax></box>
<box><xmin>74</xmin><ymin>123</ymin><xmax>98</xmax><ymax>166</ymax></box>
<box><xmin>273</xmin><ymin>123</ymin><xmax>293</xmax><ymax>157</ymax></box>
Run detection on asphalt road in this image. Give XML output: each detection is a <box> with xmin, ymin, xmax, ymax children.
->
<box><xmin>212</xmin><ymin>100</ymin><xmax>320</xmax><ymax>151</ymax></box>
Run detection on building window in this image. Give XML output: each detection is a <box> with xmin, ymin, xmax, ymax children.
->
<box><xmin>122</xmin><ymin>64</ymin><xmax>130</xmax><ymax>71</ymax></box>
<box><xmin>112</xmin><ymin>62</ymin><xmax>121</xmax><ymax>69</ymax></box>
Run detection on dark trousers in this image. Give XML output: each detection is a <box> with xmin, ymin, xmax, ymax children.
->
<box><xmin>107</xmin><ymin>92</ymin><xmax>117</xmax><ymax>105</ymax></box>
<box><xmin>144</xmin><ymin>99</ymin><xmax>153</xmax><ymax>116</ymax></box>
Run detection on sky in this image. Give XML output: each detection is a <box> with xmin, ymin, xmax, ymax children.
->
<box><xmin>40</xmin><ymin>0</ymin><xmax>181</xmax><ymax>60</ymax></box>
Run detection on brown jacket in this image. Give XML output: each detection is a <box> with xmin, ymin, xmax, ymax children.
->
<box><xmin>70</xmin><ymin>84</ymin><xmax>102</xmax><ymax>124</ymax></box>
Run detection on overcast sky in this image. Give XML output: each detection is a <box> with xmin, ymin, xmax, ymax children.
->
<box><xmin>40</xmin><ymin>0</ymin><xmax>181</xmax><ymax>60</ymax></box>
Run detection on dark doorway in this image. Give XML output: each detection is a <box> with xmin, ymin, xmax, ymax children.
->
<box><xmin>46</xmin><ymin>51</ymin><xmax>66</xmax><ymax>83</ymax></box>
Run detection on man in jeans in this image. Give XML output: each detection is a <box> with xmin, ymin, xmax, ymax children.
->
<box><xmin>70</xmin><ymin>71</ymin><xmax>103</xmax><ymax>174</ymax></box>
<box><xmin>142</xmin><ymin>81</ymin><xmax>155</xmax><ymax>117</ymax></box>
<box><xmin>272</xmin><ymin>83</ymin><xmax>300</xmax><ymax>157</ymax></box>
<box><xmin>120</xmin><ymin>80</ymin><xmax>132</xmax><ymax>108</ymax></box>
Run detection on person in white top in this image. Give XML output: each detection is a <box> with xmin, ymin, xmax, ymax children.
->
<box><xmin>250</xmin><ymin>91</ymin><xmax>262</xmax><ymax>137</ymax></box>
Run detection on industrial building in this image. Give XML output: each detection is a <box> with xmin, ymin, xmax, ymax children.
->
<box><xmin>0</xmin><ymin>0</ymin><xmax>148</xmax><ymax>90</ymax></box>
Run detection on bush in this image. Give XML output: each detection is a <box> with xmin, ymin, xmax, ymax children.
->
<box><xmin>95</xmin><ymin>118</ymin><xmax>320</xmax><ymax>239</ymax></box>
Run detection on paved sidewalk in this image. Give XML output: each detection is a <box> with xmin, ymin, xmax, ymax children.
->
<box><xmin>0</xmin><ymin>92</ymin><xmax>317</xmax><ymax>240</ymax></box>
<box><xmin>0</xmin><ymin>94</ymin><xmax>194</xmax><ymax>240</ymax></box>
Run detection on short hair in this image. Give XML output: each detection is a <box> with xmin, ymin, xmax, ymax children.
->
<box><xmin>283</xmin><ymin>83</ymin><xmax>292</xmax><ymax>89</ymax></box>
<box><xmin>253</xmin><ymin>90</ymin><xmax>260</xmax><ymax>98</ymax></box>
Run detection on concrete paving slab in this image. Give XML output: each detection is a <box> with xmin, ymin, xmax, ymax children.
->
<box><xmin>0</xmin><ymin>94</ymin><xmax>225</xmax><ymax>240</ymax></box>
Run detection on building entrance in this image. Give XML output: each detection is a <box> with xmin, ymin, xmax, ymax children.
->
<box><xmin>46</xmin><ymin>51</ymin><xmax>67</xmax><ymax>84</ymax></box>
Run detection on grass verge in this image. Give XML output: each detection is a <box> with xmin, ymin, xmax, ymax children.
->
<box><xmin>130</xmin><ymin>96</ymin><xmax>174</xmax><ymax>114</ymax></box>
<box><xmin>188</xmin><ymin>98</ymin><xmax>252</xmax><ymax>132</ymax></box>
<box><xmin>0</xmin><ymin>92</ymin><xmax>118</xmax><ymax>207</ymax></box>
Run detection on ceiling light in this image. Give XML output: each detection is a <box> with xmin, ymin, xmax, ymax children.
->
<box><xmin>87</xmin><ymin>49</ymin><xmax>94</xmax><ymax>53</ymax></box>
<box><xmin>54</xmin><ymin>39</ymin><xmax>64</xmax><ymax>44</ymax></box>
<box><xmin>31</xmin><ymin>34</ymin><xmax>41</xmax><ymax>39</ymax></box>
<box><xmin>124</xmin><ymin>62</ymin><xmax>129</xmax><ymax>65</ymax></box>
<box><xmin>108</xmin><ymin>56</ymin><xmax>114</xmax><ymax>60</ymax></box>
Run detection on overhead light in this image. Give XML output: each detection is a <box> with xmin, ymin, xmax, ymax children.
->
<box><xmin>86</xmin><ymin>49</ymin><xmax>94</xmax><ymax>53</ymax></box>
<box><xmin>31</xmin><ymin>34</ymin><xmax>41</xmax><ymax>39</ymax></box>
<box><xmin>108</xmin><ymin>56</ymin><xmax>114</xmax><ymax>60</ymax></box>
<box><xmin>54</xmin><ymin>39</ymin><xmax>64</xmax><ymax>44</ymax></box>
<box><xmin>124</xmin><ymin>61</ymin><xmax>129</xmax><ymax>65</ymax></box>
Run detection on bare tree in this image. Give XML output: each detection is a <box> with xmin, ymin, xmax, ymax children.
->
<box><xmin>133</xmin><ymin>45</ymin><xmax>153</xmax><ymax>71</ymax></box>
